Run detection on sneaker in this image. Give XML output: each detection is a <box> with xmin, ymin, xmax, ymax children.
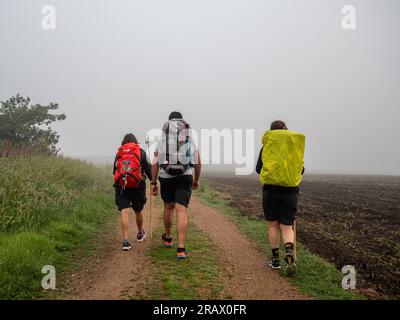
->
<box><xmin>122</xmin><ymin>240</ymin><xmax>132</xmax><ymax>251</ymax></box>
<box><xmin>267</xmin><ymin>257</ymin><xmax>281</xmax><ymax>270</ymax></box>
<box><xmin>285</xmin><ymin>252</ymin><xmax>297</xmax><ymax>276</ymax></box>
<box><xmin>161</xmin><ymin>233</ymin><xmax>173</xmax><ymax>248</ymax></box>
<box><xmin>137</xmin><ymin>230</ymin><xmax>146</xmax><ymax>242</ymax></box>
<box><xmin>176</xmin><ymin>247</ymin><xmax>188</xmax><ymax>260</ymax></box>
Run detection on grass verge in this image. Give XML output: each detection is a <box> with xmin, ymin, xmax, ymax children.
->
<box><xmin>144</xmin><ymin>200</ymin><xmax>224</xmax><ymax>300</ymax></box>
<box><xmin>195</xmin><ymin>181</ymin><xmax>365</xmax><ymax>300</ymax></box>
<box><xmin>0</xmin><ymin>156</ymin><xmax>115</xmax><ymax>299</ymax></box>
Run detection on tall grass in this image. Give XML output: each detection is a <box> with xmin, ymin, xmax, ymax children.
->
<box><xmin>0</xmin><ymin>156</ymin><xmax>115</xmax><ymax>299</ymax></box>
<box><xmin>0</xmin><ymin>156</ymin><xmax>108</xmax><ymax>232</ymax></box>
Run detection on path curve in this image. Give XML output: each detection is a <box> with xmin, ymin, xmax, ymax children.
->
<box><xmin>190</xmin><ymin>196</ymin><xmax>307</xmax><ymax>300</ymax></box>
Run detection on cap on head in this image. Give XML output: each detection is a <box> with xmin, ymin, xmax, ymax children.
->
<box><xmin>169</xmin><ymin>111</ymin><xmax>183</xmax><ymax>120</ymax></box>
<box><xmin>270</xmin><ymin>120</ymin><xmax>287</xmax><ymax>130</ymax></box>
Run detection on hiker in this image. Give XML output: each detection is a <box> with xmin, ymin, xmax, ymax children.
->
<box><xmin>256</xmin><ymin>120</ymin><xmax>305</xmax><ymax>275</ymax></box>
<box><xmin>113</xmin><ymin>133</ymin><xmax>152</xmax><ymax>251</ymax></box>
<box><xmin>151</xmin><ymin>111</ymin><xmax>201</xmax><ymax>259</ymax></box>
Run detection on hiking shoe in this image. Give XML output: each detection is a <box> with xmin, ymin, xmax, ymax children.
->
<box><xmin>137</xmin><ymin>230</ymin><xmax>146</xmax><ymax>242</ymax></box>
<box><xmin>285</xmin><ymin>252</ymin><xmax>297</xmax><ymax>276</ymax></box>
<box><xmin>161</xmin><ymin>233</ymin><xmax>173</xmax><ymax>248</ymax></box>
<box><xmin>267</xmin><ymin>258</ymin><xmax>281</xmax><ymax>270</ymax></box>
<box><xmin>176</xmin><ymin>248</ymin><xmax>188</xmax><ymax>260</ymax></box>
<box><xmin>122</xmin><ymin>240</ymin><xmax>132</xmax><ymax>251</ymax></box>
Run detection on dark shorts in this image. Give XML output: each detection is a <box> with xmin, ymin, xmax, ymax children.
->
<box><xmin>262</xmin><ymin>189</ymin><xmax>298</xmax><ymax>225</ymax></box>
<box><xmin>115</xmin><ymin>187</ymin><xmax>147</xmax><ymax>212</ymax></box>
<box><xmin>159</xmin><ymin>175</ymin><xmax>193</xmax><ymax>207</ymax></box>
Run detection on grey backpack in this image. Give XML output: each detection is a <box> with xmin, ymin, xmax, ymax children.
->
<box><xmin>160</xmin><ymin>119</ymin><xmax>192</xmax><ymax>176</ymax></box>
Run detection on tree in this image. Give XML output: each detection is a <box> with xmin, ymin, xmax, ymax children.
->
<box><xmin>0</xmin><ymin>94</ymin><xmax>66</xmax><ymax>155</ymax></box>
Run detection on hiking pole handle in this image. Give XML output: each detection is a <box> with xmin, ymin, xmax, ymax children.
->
<box><xmin>293</xmin><ymin>220</ymin><xmax>297</xmax><ymax>261</ymax></box>
<box><xmin>149</xmin><ymin>180</ymin><xmax>153</xmax><ymax>239</ymax></box>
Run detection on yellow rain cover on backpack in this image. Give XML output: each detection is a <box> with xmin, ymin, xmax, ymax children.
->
<box><xmin>260</xmin><ymin>130</ymin><xmax>305</xmax><ymax>187</ymax></box>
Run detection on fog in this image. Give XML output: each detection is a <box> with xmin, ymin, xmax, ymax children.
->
<box><xmin>1</xmin><ymin>0</ymin><xmax>399</xmax><ymax>175</ymax></box>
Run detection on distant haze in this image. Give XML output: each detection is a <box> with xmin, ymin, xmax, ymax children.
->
<box><xmin>1</xmin><ymin>0</ymin><xmax>399</xmax><ymax>175</ymax></box>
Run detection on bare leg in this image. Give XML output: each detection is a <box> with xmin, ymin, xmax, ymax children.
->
<box><xmin>134</xmin><ymin>210</ymin><xmax>144</xmax><ymax>232</ymax></box>
<box><xmin>280</xmin><ymin>222</ymin><xmax>297</xmax><ymax>275</ymax></box>
<box><xmin>163</xmin><ymin>203</ymin><xmax>175</xmax><ymax>238</ymax></box>
<box><xmin>120</xmin><ymin>208</ymin><xmax>130</xmax><ymax>240</ymax></box>
<box><xmin>175</xmin><ymin>203</ymin><xmax>189</xmax><ymax>248</ymax></box>
<box><xmin>268</xmin><ymin>221</ymin><xmax>280</xmax><ymax>249</ymax></box>
<box><xmin>280</xmin><ymin>224</ymin><xmax>295</xmax><ymax>244</ymax></box>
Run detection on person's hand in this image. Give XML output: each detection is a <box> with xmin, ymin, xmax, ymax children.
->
<box><xmin>192</xmin><ymin>180</ymin><xmax>200</xmax><ymax>191</ymax></box>
<box><xmin>151</xmin><ymin>183</ymin><xmax>159</xmax><ymax>196</ymax></box>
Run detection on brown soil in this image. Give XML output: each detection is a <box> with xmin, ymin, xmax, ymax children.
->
<box><xmin>205</xmin><ymin>173</ymin><xmax>400</xmax><ymax>299</ymax></box>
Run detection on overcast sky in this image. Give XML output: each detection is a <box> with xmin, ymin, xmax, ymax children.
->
<box><xmin>1</xmin><ymin>0</ymin><xmax>399</xmax><ymax>174</ymax></box>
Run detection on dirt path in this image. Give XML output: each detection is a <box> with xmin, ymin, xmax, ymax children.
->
<box><xmin>61</xmin><ymin>202</ymin><xmax>159</xmax><ymax>300</ymax></box>
<box><xmin>190</xmin><ymin>196</ymin><xmax>307</xmax><ymax>300</ymax></box>
<box><xmin>60</xmin><ymin>194</ymin><xmax>306</xmax><ymax>300</ymax></box>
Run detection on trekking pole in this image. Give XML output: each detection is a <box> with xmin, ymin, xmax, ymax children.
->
<box><xmin>145</xmin><ymin>135</ymin><xmax>153</xmax><ymax>239</ymax></box>
<box><xmin>149</xmin><ymin>181</ymin><xmax>153</xmax><ymax>239</ymax></box>
<box><xmin>293</xmin><ymin>219</ymin><xmax>297</xmax><ymax>261</ymax></box>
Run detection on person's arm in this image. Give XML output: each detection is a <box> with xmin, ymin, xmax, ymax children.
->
<box><xmin>192</xmin><ymin>152</ymin><xmax>201</xmax><ymax>190</ymax></box>
<box><xmin>112</xmin><ymin>155</ymin><xmax>119</xmax><ymax>188</ymax></box>
<box><xmin>255</xmin><ymin>147</ymin><xmax>263</xmax><ymax>174</ymax></box>
<box><xmin>141</xmin><ymin>149</ymin><xmax>152</xmax><ymax>181</ymax></box>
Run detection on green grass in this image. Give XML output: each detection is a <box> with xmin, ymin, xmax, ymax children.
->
<box><xmin>0</xmin><ymin>156</ymin><xmax>115</xmax><ymax>299</ymax></box>
<box><xmin>195</xmin><ymin>182</ymin><xmax>366</xmax><ymax>300</ymax></box>
<box><xmin>145</xmin><ymin>202</ymin><xmax>224</xmax><ymax>300</ymax></box>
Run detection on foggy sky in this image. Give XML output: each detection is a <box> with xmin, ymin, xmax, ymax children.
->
<box><xmin>1</xmin><ymin>0</ymin><xmax>399</xmax><ymax>175</ymax></box>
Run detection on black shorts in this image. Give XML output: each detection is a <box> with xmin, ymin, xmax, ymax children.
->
<box><xmin>159</xmin><ymin>175</ymin><xmax>193</xmax><ymax>207</ymax></box>
<box><xmin>262</xmin><ymin>189</ymin><xmax>298</xmax><ymax>225</ymax></box>
<box><xmin>115</xmin><ymin>187</ymin><xmax>147</xmax><ymax>212</ymax></box>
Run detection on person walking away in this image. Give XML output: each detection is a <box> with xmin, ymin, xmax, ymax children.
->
<box><xmin>151</xmin><ymin>111</ymin><xmax>201</xmax><ymax>260</ymax></box>
<box><xmin>256</xmin><ymin>120</ymin><xmax>305</xmax><ymax>276</ymax></box>
<box><xmin>113</xmin><ymin>133</ymin><xmax>152</xmax><ymax>251</ymax></box>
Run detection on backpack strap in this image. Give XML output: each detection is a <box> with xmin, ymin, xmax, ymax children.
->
<box><xmin>176</xmin><ymin>120</ymin><xmax>190</xmax><ymax>157</ymax></box>
<box><xmin>164</xmin><ymin>119</ymin><xmax>191</xmax><ymax>166</ymax></box>
<box><xmin>165</xmin><ymin>122</ymin><xmax>170</xmax><ymax>164</ymax></box>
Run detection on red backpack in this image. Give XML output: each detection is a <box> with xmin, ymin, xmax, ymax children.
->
<box><xmin>114</xmin><ymin>142</ymin><xmax>142</xmax><ymax>188</ymax></box>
